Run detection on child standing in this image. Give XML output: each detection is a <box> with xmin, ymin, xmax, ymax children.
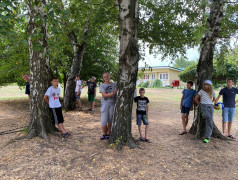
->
<box><xmin>43</xmin><ymin>77</ymin><xmax>70</xmax><ymax>138</ymax></box>
<box><xmin>86</xmin><ymin>76</ymin><xmax>97</xmax><ymax>111</ymax></box>
<box><xmin>215</xmin><ymin>78</ymin><xmax>238</xmax><ymax>139</ymax></box>
<box><xmin>179</xmin><ymin>81</ymin><xmax>196</xmax><ymax>135</ymax></box>
<box><xmin>75</xmin><ymin>75</ymin><xmax>82</xmax><ymax>111</ymax></box>
<box><xmin>195</xmin><ymin>80</ymin><xmax>216</xmax><ymax>143</ymax></box>
<box><xmin>134</xmin><ymin>88</ymin><xmax>150</xmax><ymax>143</ymax></box>
<box><xmin>99</xmin><ymin>72</ymin><xmax>117</xmax><ymax>140</ymax></box>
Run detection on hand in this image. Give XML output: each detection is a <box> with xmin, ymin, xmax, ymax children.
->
<box><xmin>180</xmin><ymin>104</ymin><xmax>182</xmax><ymax>110</ymax></box>
<box><xmin>190</xmin><ymin>107</ymin><xmax>193</xmax><ymax>111</ymax></box>
<box><xmin>146</xmin><ymin>115</ymin><xmax>149</xmax><ymax>120</ymax></box>
<box><xmin>235</xmin><ymin>100</ymin><xmax>238</xmax><ymax>104</ymax></box>
<box><xmin>77</xmin><ymin>92</ymin><xmax>79</xmax><ymax>96</ymax></box>
<box><xmin>94</xmin><ymin>94</ymin><xmax>96</xmax><ymax>97</ymax></box>
<box><xmin>113</xmin><ymin>88</ymin><xmax>117</xmax><ymax>95</ymax></box>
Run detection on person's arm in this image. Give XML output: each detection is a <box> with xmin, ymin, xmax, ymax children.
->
<box><xmin>101</xmin><ymin>91</ymin><xmax>115</xmax><ymax>98</ymax></box>
<box><xmin>180</xmin><ymin>94</ymin><xmax>184</xmax><ymax>110</ymax></box>
<box><xmin>43</xmin><ymin>95</ymin><xmax>49</xmax><ymax>105</ymax></box>
<box><xmin>215</xmin><ymin>95</ymin><xmax>221</xmax><ymax>104</ymax></box>
<box><xmin>77</xmin><ymin>85</ymin><xmax>81</xmax><ymax>95</ymax></box>
<box><xmin>190</xmin><ymin>96</ymin><xmax>195</xmax><ymax>111</ymax></box>
<box><xmin>146</xmin><ymin>104</ymin><xmax>149</xmax><ymax>119</ymax></box>
<box><xmin>94</xmin><ymin>87</ymin><xmax>96</xmax><ymax>97</ymax></box>
<box><xmin>195</xmin><ymin>94</ymin><xmax>200</xmax><ymax>106</ymax></box>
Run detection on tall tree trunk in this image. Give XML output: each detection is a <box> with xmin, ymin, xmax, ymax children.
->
<box><xmin>27</xmin><ymin>0</ymin><xmax>55</xmax><ymax>140</ymax></box>
<box><xmin>190</xmin><ymin>0</ymin><xmax>226</xmax><ymax>140</ymax></box>
<box><xmin>63</xmin><ymin>29</ymin><xmax>88</xmax><ymax>110</ymax></box>
<box><xmin>110</xmin><ymin>0</ymin><xmax>139</xmax><ymax>149</ymax></box>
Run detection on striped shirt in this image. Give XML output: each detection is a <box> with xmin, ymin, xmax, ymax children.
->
<box><xmin>198</xmin><ymin>89</ymin><xmax>216</xmax><ymax>105</ymax></box>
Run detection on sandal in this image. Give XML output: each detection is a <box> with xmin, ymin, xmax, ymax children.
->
<box><xmin>62</xmin><ymin>133</ymin><xmax>69</xmax><ymax>138</ymax></box>
<box><xmin>139</xmin><ymin>137</ymin><xmax>145</xmax><ymax>141</ymax></box>
<box><xmin>227</xmin><ymin>135</ymin><xmax>236</xmax><ymax>139</ymax></box>
<box><xmin>105</xmin><ymin>134</ymin><xmax>110</xmax><ymax>139</ymax></box>
<box><xmin>179</xmin><ymin>131</ymin><xmax>187</xmax><ymax>135</ymax></box>
<box><xmin>145</xmin><ymin>139</ymin><xmax>151</xmax><ymax>143</ymax></box>
<box><xmin>66</xmin><ymin>132</ymin><xmax>72</xmax><ymax>136</ymax></box>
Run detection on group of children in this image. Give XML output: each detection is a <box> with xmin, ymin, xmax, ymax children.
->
<box><xmin>180</xmin><ymin>79</ymin><xmax>237</xmax><ymax>143</ymax></box>
<box><xmin>23</xmin><ymin>73</ymin><xmax>237</xmax><ymax>142</ymax></box>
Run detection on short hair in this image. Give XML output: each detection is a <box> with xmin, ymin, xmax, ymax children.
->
<box><xmin>51</xmin><ymin>77</ymin><xmax>58</xmax><ymax>81</ymax></box>
<box><xmin>227</xmin><ymin>78</ymin><xmax>233</xmax><ymax>82</ymax></box>
<box><xmin>76</xmin><ymin>75</ymin><xmax>80</xmax><ymax>78</ymax></box>
<box><xmin>22</xmin><ymin>73</ymin><xmax>29</xmax><ymax>77</ymax></box>
<box><xmin>91</xmin><ymin>76</ymin><xmax>96</xmax><ymax>80</ymax></box>
<box><xmin>139</xmin><ymin>87</ymin><xmax>145</xmax><ymax>92</ymax></box>
<box><xmin>187</xmin><ymin>80</ymin><xmax>193</xmax><ymax>86</ymax></box>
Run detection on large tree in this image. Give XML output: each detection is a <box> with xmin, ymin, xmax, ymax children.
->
<box><xmin>189</xmin><ymin>0</ymin><xmax>225</xmax><ymax>139</ymax></box>
<box><xmin>26</xmin><ymin>0</ymin><xmax>55</xmax><ymax>140</ymax></box>
<box><xmin>110</xmin><ymin>0</ymin><xmax>139</xmax><ymax>149</ymax></box>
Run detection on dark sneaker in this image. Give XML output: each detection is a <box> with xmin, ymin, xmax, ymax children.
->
<box><xmin>105</xmin><ymin>134</ymin><xmax>110</xmax><ymax>139</ymax></box>
<box><xmin>100</xmin><ymin>135</ymin><xmax>106</xmax><ymax>140</ymax></box>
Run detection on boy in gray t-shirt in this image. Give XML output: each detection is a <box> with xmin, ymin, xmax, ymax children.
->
<box><xmin>99</xmin><ymin>72</ymin><xmax>117</xmax><ymax>140</ymax></box>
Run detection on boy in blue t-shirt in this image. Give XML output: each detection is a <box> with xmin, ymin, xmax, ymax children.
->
<box><xmin>179</xmin><ymin>81</ymin><xmax>196</xmax><ymax>135</ymax></box>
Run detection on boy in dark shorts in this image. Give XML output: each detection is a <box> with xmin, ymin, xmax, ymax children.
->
<box><xmin>179</xmin><ymin>81</ymin><xmax>196</xmax><ymax>135</ymax></box>
<box><xmin>86</xmin><ymin>76</ymin><xmax>97</xmax><ymax>111</ymax></box>
<box><xmin>43</xmin><ymin>77</ymin><xmax>70</xmax><ymax>138</ymax></box>
<box><xmin>134</xmin><ymin>88</ymin><xmax>150</xmax><ymax>143</ymax></box>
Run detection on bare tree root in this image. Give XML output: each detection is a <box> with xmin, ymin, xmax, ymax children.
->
<box><xmin>2</xmin><ymin>136</ymin><xmax>26</xmax><ymax>149</ymax></box>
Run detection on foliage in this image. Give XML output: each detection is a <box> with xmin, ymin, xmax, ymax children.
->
<box><xmin>179</xmin><ymin>46</ymin><xmax>238</xmax><ymax>85</ymax></box>
<box><xmin>173</xmin><ymin>57</ymin><xmax>196</xmax><ymax>69</ymax></box>
<box><xmin>137</xmin><ymin>82</ymin><xmax>144</xmax><ymax>87</ymax></box>
<box><xmin>141</xmin><ymin>81</ymin><xmax>150</xmax><ymax>88</ymax></box>
<box><xmin>152</xmin><ymin>79</ymin><xmax>162</xmax><ymax>88</ymax></box>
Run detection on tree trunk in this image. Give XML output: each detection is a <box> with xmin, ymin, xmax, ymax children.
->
<box><xmin>63</xmin><ymin>70</ymin><xmax>67</xmax><ymax>98</ymax></box>
<box><xmin>190</xmin><ymin>0</ymin><xmax>226</xmax><ymax>140</ymax></box>
<box><xmin>110</xmin><ymin>0</ymin><xmax>139</xmax><ymax>150</ymax></box>
<box><xmin>63</xmin><ymin>29</ymin><xmax>88</xmax><ymax>110</ymax></box>
<box><xmin>27</xmin><ymin>0</ymin><xmax>55</xmax><ymax>140</ymax></box>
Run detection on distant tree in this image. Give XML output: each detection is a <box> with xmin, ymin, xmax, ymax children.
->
<box><xmin>173</xmin><ymin>57</ymin><xmax>196</xmax><ymax>69</ymax></box>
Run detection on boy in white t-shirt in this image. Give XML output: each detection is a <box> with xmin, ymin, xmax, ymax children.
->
<box><xmin>43</xmin><ymin>77</ymin><xmax>70</xmax><ymax>138</ymax></box>
<box><xmin>75</xmin><ymin>75</ymin><xmax>82</xmax><ymax>111</ymax></box>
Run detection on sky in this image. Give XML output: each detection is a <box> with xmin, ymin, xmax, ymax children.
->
<box><xmin>139</xmin><ymin>36</ymin><xmax>238</xmax><ymax>68</ymax></box>
<box><xmin>138</xmin><ymin>47</ymin><xmax>199</xmax><ymax>68</ymax></box>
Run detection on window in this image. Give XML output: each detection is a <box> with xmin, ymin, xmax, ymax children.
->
<box><xmin>143</xmin><ymin>75</ymin><xmax>150</xmax><ymax>79</ymax></box>
<box><xmin>159</xmin><ymin>73</ymin><xmax>168</xmax><ymax>80</ymax></box>
<box><xmin>152</xmin><ymin>74</ymin><xmax>156</xmax><ymax>80</ymax></box>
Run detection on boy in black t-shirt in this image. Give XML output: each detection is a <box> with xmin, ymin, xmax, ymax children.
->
<box><xmin>86</xmin><ymin>76</ymin><xmax>97</xmax><ymax>111</ymax></box>
<box><xmin>134</xmin><ymin>88</ymin><xmax>150</xmax><ymax>143</ymax></box>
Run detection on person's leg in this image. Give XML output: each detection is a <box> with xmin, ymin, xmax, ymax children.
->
<box><xmin>206</xmin><ymin>105</ymin><xmax>214</xmax><ymax>139</ymax></box>
<box><xmin>138</xmin><ymin>125</ymin><xmax>143</xmax><ymax>138</ymax></box>
<box><xmin>58</xmin><ymin>123</ymin><xmax>67</xmax><ymax>134</ymax></box>
<box><xmin>107</xmin><ymin>103</ymin><xmax>115</xmax><ymax>135</ymax></box>
<box><xmin>227</xmin><ymin>108</ymin><xmax>235</xmax><ymax>137</ymax></box>
<box><xmin>145</xmin><ymin>125</ymin><xmax>149</xmax><ymax>140</ymax></box>
<box><xmin>181</xmin><ymin>113</ymin><xmax>186</xmax><ymax>132</ymax></box>
<box><xmin>91</xmin><ymin>101</ymin><xmax>95</xmax><ymax>110</ymax></box>
<box><xmin>184</xmin><ymin>114</ymin><xmax>189</xmax><ymax>130</ymax></box>
<box><xmin>101</xmin><ymin>103</ymin><xmax>108</xmax><ymax>136</ymax></box>
<box><xmin>77</xmin><ymin>100</ymin><xmax>81</xmax><ymax>109</ymax></box>
<box><xmin>222</xmin><ymin>108</ymin><xmax>228</xmax><ymax>135</ymax></box>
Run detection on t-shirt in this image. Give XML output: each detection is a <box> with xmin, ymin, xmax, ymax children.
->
<box><xmin>45</xmin><ymin>86</ymin><xmax>61</xmax><ymax>108</ymax></box>
<box><xmin>198</xmin><ymin>89</ymin><xmax>216</xmax><ymax>105</ymax></box>
<box><xmin>182</xmin><ymin>89</ymin><xmax>196</xmax><ymax>108</ymax></box>
<box><xmin>75</xmin><ymin>80</ymin><xmax>82</xmax><ymax>93</ymax></box>
<box><xmin>219</xmin><ymin>87</ymin><xmax>238</xmax><ymax>108</ymax></box>
<box><xmin>25</xmin><ymin>82</ymin><xmax>30</xmax><ymax>95</ymax></box>
<box><xmin>87</xmin><ymin>81</ymin><xmax>97</xmax><ymax>95</ymax></box>
<box><xmin>134</xmin><ymin>96</ymin><xmax>150</xmax><ymax>115</ymax></box>
<box><xmin>100</xmin><ymin>83</ymin><xmax>116</xmax><ymax>103</ymax></box>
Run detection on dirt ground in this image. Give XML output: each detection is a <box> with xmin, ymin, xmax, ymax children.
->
<box><xmin>0</xmin><ymin>89</ymin><xmax>238</xmax><ymax>180</ymax></box>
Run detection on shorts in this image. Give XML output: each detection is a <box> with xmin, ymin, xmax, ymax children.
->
<box><xmin>181</xmin><ymin>106</ymin><xmax>190</xmax><ymax>115</ymax></box>
<box><xmin>101</xmin><ymin>103</ymin><xmax>115</xmax><ymax>126</ymax></box>
<box><xmin>136</xmin><ymin>114</ymin><xmax>149</xmax><ymax>125</ymax></box>
<box><xmin>222</xmin><ymin>107</ymin><xmax>235</xmax><ymax>123</ymax></box>
<box><xmin>50</xmin><ymin>107</ymin><xmax>64</xmax><ymax>125</ymax></box>
<box><xmin>75</xmin><ymin>91</ymin><xmax>81</xmax><ymax>101</ymax></box>
<box><xmin>88</xmin><ymin>94</ymin><xmax>95</xmax><ymax>102</ymax></box>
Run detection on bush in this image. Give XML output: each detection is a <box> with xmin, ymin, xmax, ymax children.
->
<box><xmin>137</xmin><ymin>82</ymin><xmax>143</xmax><ymax>87</ymax></box>
<box><xmin>152</xmin><ymin>79</ymin><xmax>162</xmax><ymax>88</ymax></box>
<box><xmin>142</xmin><ymin>81</ymin><xmax>150</xmax><ymax>88</ymax></box>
